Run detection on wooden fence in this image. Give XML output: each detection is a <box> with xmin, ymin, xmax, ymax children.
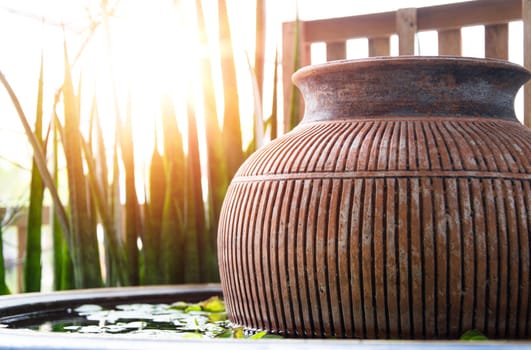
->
<box><xmin>282</xmin><ymin>0</ymin><xmax>531</xmax><ymax>132</ymax></box>
<box><xmin>0</xmin><ymin>206</ymin><xmax>51</xmax><ymax>291</ymax></box>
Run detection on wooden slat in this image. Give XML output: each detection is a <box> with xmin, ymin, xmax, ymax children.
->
<box><xmin>438</xmin><ymin>29</ymin><xmax>462</xmax><ymax>56</ymax></box>
<box><xmin>524</xmin><ymin>0</ymin><xmax>531</xmax><ymax>127</ymax></box>
<box><xmin>304</xmin><ymin>11</ymin><xmax>396</xmax><ymax>43</ymax></box>
<box><xmin>302</xmin><ymin>0</ymin><xmax>520</xmax><ymax>43</ymax></box>
<box><xmin>417</xmin><ymin>0</ymin><xmax>520</xmax><ymax>31</ymax></box>
<box><xmin>0</xmin><ymin>206</ymin><xmax>51</xmax><ymax>293</ymax></box>
<box><xmin>397</xmin><ymin>8</ymin><xmax>417</xmax><ymax>55</ymax></box>
<box><xmin>369</xmin><ymin>37</ymin><xmax>390</xmax><ymax>57</ymax></box>
<box><xmin>1</xmin><ymin>206</ymin><xmax>50</xmax><ymax>226</ymax></box>
<box><xmin>485</xmin><ymin>23</ymin><xmax>508</xmax><ymax>59</ymax></box>
<box><xmin>326</xmin><ymin>41</ymin><xmax>346</xmax><ymax>61</ymax></box>
<box><xmin>282</xmin><ymin>0</ymin><xmax>529</xmax><ymax>132</ymax></box>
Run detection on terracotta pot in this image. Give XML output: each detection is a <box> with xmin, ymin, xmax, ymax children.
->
<box><xmin>217</xmin><ymin>57</ymin><xmax>531</xmax><ymax>339</ymax></box>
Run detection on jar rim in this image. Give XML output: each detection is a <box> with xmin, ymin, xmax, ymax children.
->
<box><xmin>292</xmin><ymin>55</ymin><xmax>531</xmax><ymax>83</ymax></box>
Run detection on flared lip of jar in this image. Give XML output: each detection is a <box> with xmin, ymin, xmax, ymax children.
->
<box><xmin>292</xmin><ymin>55</ymin><xmax>531</xmax><ymax>83</ymax></box>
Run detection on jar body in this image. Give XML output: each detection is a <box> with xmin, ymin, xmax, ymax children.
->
<box><xmin>217</xmin><ymin>57</ymin><xmax>531</xmax><ymax>339</ymax></box>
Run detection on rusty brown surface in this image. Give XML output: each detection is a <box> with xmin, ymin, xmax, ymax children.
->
<box><xmin>218</xmin><ymin>57</ymin><xmax>531</xmax><ymax>339</ymax></box>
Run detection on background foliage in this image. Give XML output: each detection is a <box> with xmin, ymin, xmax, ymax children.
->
<box><xmin>0</xmin><ymin>0</ymin><xmax>279</xmax><ymax>292</ymax></box>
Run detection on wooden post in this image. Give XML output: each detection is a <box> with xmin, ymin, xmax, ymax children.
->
<box><xmin>396</xmin><ymin>8</ymin><xmax>417</xmax><ymax>55</ymax></box>
<box><xmin>16</xmin><ymin>222</ymin><xmax>26</xmax><ymax>293</ymax></box>
<box><xmin>282</xmin><ymin>21</ymin><xmax>297</xmax><ymax>134</ymax></box>
<box><xmin>485</xmin><ymin>23</ymin><xmax>509</xmax><ymax>60</ymax></box>
<box><xmin>282</xmin><ymin>20</ymin><xmax>310</xmax><ymax>133</ymax></box>
<box><xmin>254</xmin><ymin>0</ymin><xmax>266</xmax><ymax>99</ymax></box>
<box><xmin>523</xmin><ymin>0</ymin><xmax>531</xmax><ymax>127</ymax></box>
<box><xmin>369</xmin><ymin>37</ymin><xmax>391</xmax><ymax>57</ymax></box>
<box><xmin>326</xmin><ymin>41</ymin><xmax>346</xmax><ymax>61</ymax></box>
<box><xmin>438</xmin><ymin>29</ymin><xmax>462</xmax><ymax>55</ymax></box>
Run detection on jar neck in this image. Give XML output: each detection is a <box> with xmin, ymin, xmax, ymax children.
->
<box><xmin>293</xmin><ymin>57</ymin><xmax>530</xmax><ymax>122</ymax></box>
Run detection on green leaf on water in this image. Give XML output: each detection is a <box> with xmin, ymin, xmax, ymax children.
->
<box><xmin>57</xmin><ymin>297</ymin><xmax>282</xmax><ymax>340</ymax></box>
<box><xmin>249</xmin><ymin>331</ymin><xmax>267</xmax><ymax>339</ymax></box>
<box><xmin>169</xmin><ymin>301</ymin><xmax>188</xmax><ymax>310</ymax></box>
<box><xmin>216</xmin><ymin>330</ymin><xmax>233</xmax><ymax>338</ymax></box>
<box><xmin>200</xmin><ymin>296</ymin><xmax>225</xmax><ymax>313</ymax></box>
<box><xmin>207</xmin><ymin>312</ymin><xmax>227</xmax><ymax>322</ymax></box>
<box><xmin>460</xmin><ymin>329</ymin><xmax>488</xmax><ymax>341</ymax></box>
<box><xmin>182</xmin><ymin>332</ymin><xmax>205</xmax><ymax>339</ymax></box>
<box><xmin>185</xmin><ymin>304</ymin><xmax>202</xmax><ymax>313</ymax></box>
<box><xmin>233</xmin><ymin>326</ymin><xmax>244</xmax><ymax>339</ymax></box>
<box><xmin>262</xmin><ymin>334</ymin><xmax>284</xmax><ymax>339</ymax></box>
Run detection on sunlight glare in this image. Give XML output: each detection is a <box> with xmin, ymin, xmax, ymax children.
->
<box><xmin>78</xmin><ymin>0</ymin><xmax>218</xmax><ymax>202</ymax></box>
<box><xmin>107</xmin><ymin>0</ymin><xmax>192</xmax><ymax>152</ymax></box>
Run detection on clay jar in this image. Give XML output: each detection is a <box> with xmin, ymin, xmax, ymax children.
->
<box><xmin>217</xmin><ymin>57</ymin><xmax>531</xmax><ymax>339</ymax></box>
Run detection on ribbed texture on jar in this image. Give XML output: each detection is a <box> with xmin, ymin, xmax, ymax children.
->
<box><xmin>217</xmin><ymin>116</ymin><xmax>531</xmax><ymax>339</ymax></box>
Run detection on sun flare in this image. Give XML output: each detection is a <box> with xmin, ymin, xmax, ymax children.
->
<box><xmin>77</xmin><ymin>1</ymin><xmax>219</xmax><ymax>166</ymax></box>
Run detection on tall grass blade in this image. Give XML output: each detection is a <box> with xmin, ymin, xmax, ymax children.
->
<box><xmin>85</xmin><ymin>95</ymin><xmax>113</xmax><ymax>283</ymax></box>
<box><xmin>109</xmin><ymin>132</ymin><xmax>123</xmax><ymax>286</ymax></box>
<box><xmin>143</xmin><ymin>136</ymin><xmax>165</xmax><ymax>284</ymax></box>
<box><xmin>0</xmin><ymin>71</ymin><xmax>71</xmax><ymax>244</ymax></box>
<box><xmin>52</xmin><ymin>209</ymin><xmax>74</xmax><ymax>290</ymax></box>
<box><xmin>184</xmin><ymin>87</ymin><xmax>205</xmax><ymax>282</ymax></box>
<box><xmin>160</xmin><ymin>164</ymin><xmax>183</xmax><ymax>283</ymax></box>
<box><xmin>194</xmin><ymin>0</ymin><xmax>227</xmax><ymax>265</ymax></box>
<box><xmin>81</xmin><ymin>103</ymin><xmax>129</xmax><ymax>287</ymax></box>
<box><xmin>24</xmin><ymin>53</ymin><xmax>45</xmax><ymax>292</ymax></box>
<box><xmin>62</xmin><ymin>44</ymin><xmax>102</xmax><ymax>288</ymax></box>
<box><xmin>120</xmin><ymin>92</ymin><xmax>140</xmax><ymax>285</ymax></box>
<box><xmin>218</xmin><ymin>0</ymin><xmax>244</xmax><ymax>179</ymax></box>
<box><xmin>51</xmin><ymin>114</ymin><xmax>74</xmax><ymax>290</ymax></box>
<box><xmin>90</xmin><ymin>99</ymin><xmax>109</xmax><ymax>204</ymax></box>
<box><xmin>160</xmin><ymin>95</ymin><xmax>185</xmax><ymax>283</ymax></box>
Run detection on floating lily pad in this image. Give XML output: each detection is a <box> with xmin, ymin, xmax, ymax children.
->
<box><xmin>74</xmin><ymin>304</ymin><xmax>103</xmax><ymax>314</ymax></box>
<box><xmin>59</xmin><ymin>298</ymin><xmax>275</xmax><ymax>339</ymax></box>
